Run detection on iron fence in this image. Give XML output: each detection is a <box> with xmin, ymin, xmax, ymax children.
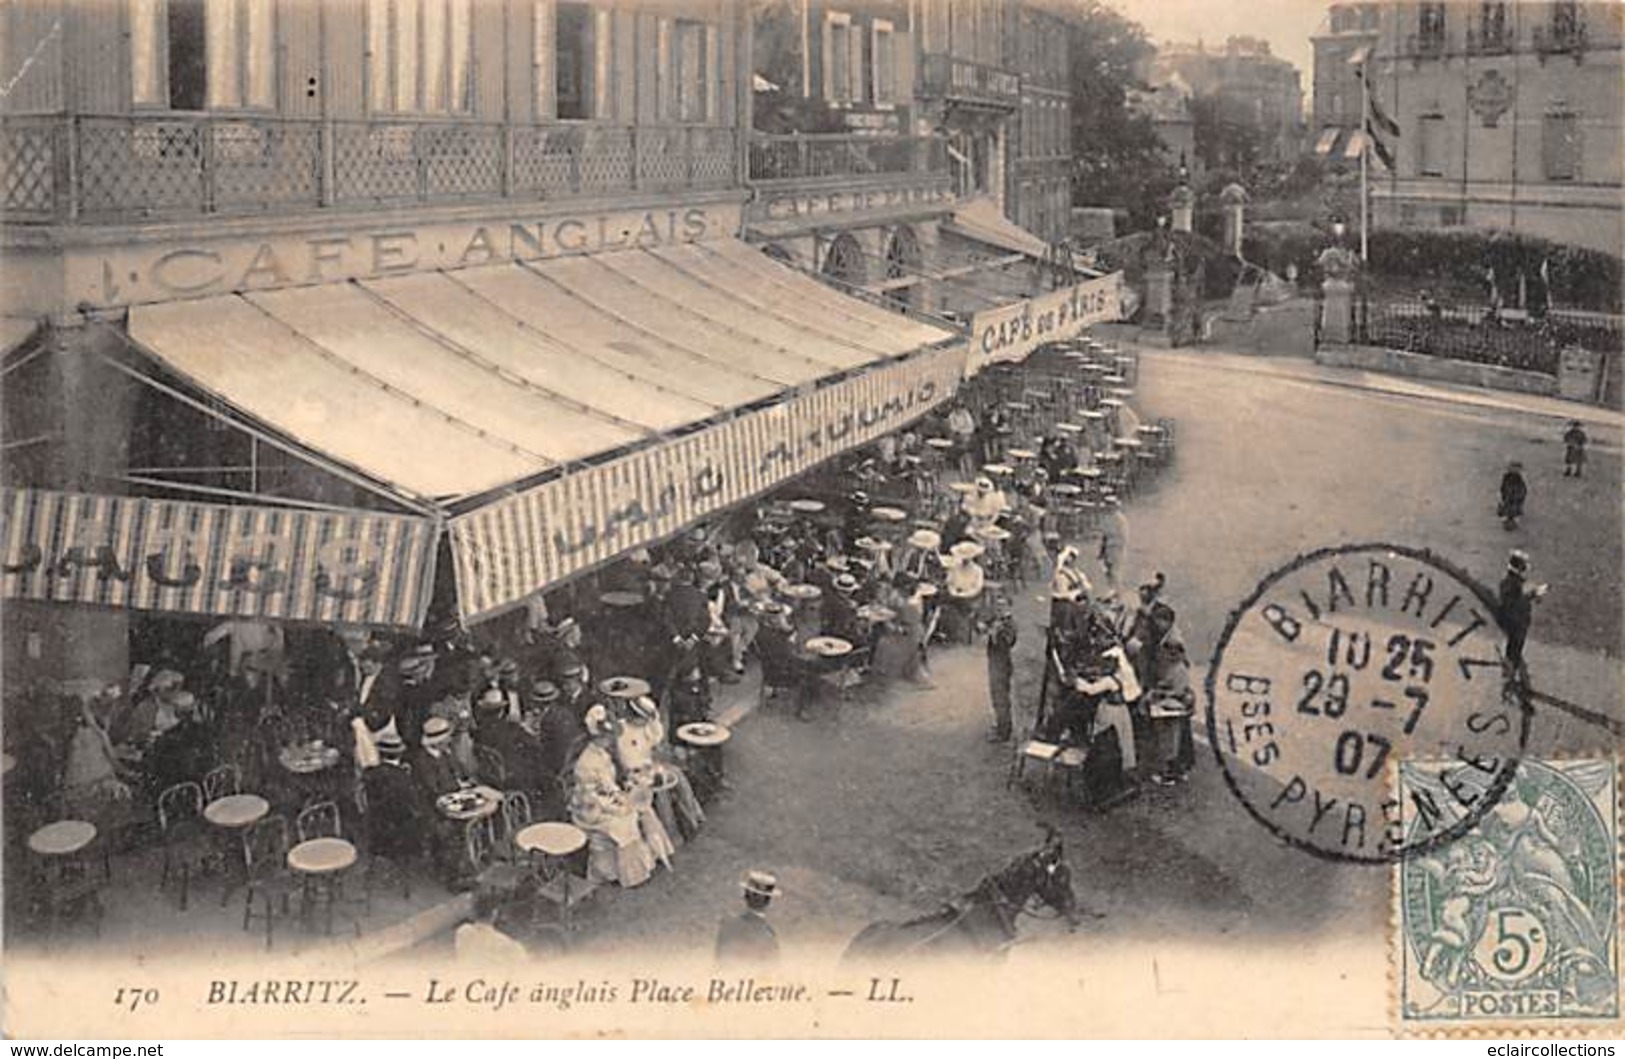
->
<box><xmin>748</xmin><ymin>133</ymin><xmax>947</xmax><ymax>184</ymax></box>
<box><xmin>1352</xmin><ymin>297</ymin><xmax>1624</xmax><ymax>376</ymax></box>
<box><xmin>1</xmin><ymin>114</ymin><xmax>739</xmax><ymax>222</ymax></box>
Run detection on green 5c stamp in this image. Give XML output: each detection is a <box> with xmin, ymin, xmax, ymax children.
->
<box><xmin>1399</xmin><ymin>758</ymin><xmax>1619</xmax><ymax>1027</ymax></box>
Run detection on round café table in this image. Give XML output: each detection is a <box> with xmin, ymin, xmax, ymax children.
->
<box><xmin>436</xmin><ymin>785</ymin><xmax>503</xmax><ymax>823</ymax></box>
<box><xmin>789</xmin><ymin>498</ymin><xmax>826</xmax><ymax>513</ymax></box>
<box><xmin>870</xmin><ymin>506</ymin><xmax>908</xmax><ymax>523</ymax></box>
<box><xmin>676</xmin><ymin>723</ymin><xmax>732</xmax><ymax>805</ymax></box>
<box><xmin>805</xmin><ymin>636</ymin><xmax>854</xmax><ymax>658</ymax></box>
<box><xmin>28</xmin><ymin>821</ymin><xmax>100</xmax><ymax>936</ymax></box>
<box><xmin>514</xmin><ymin>821</ymin><xmax>589</xmax><ymax>933</ymax></box>
<box><xmin>600</xmin><ymin>590</ymin><xmax>645</xmax><ymax>609</ymax></box>
<box><xmin>599</xmin><ymin>675</ymin><xmax>652</xmax><ymax>700</ymax></box>
<box><xmin>287</xmin><ymin>836</ymin><xmax>357</xmax><ymax>936</ymax></box>
<box><xmin>1006</xmin><ymin>448</ymin><xmax>1037</xmax><ymax>462</ymax></box>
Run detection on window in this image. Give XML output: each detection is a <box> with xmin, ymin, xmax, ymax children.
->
<box><xmin>672</xmin><ymin>19</ymin><xmax>710</xmax><ymax>122</ymax></box>
<box><xmin>824</xmin><ymin>12</ymin><xmax>855</xmax><ymax>104</ymax></box>
<box><xmin>1417</xmin><ymin>114</ymin><xmax>1446</xmax><ymax>176</ymax></box>
<box><xmin>554</xmin><ymin>2</ymin><xmax>593</xmax><ymax>119</ymax></box>
<box><xmin>1543</xmin><ymin>111</ymin><xmax>1579</xmax><ymax>181</ymax></box>
<box><xmin>871</xmin><ymin>18</ymin><xmax>896</xmax><ymax>105</ymax></box>
<box><xmin>130</xmin><ymin>0</ymin><xmax>274</xmax><ymax>110</ymax></box>
<box><xmin>367</xmin><ymin>0</ymin><xmax>472</xmax><ymax>114</ymax></box>
<box><xmin>1417</xmin><ymin>1</ymin><xmax>1446</xmax><ymax>50</ymax></box>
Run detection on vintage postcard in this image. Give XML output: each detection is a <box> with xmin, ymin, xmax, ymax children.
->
<box><xmin>1</xmin><ymin>0</ymin><xmax>1620</xmax><ymax>1041</ymax></box>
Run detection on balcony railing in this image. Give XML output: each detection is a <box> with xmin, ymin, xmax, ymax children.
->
<box><xmin>0</xmin><ymin>114</ymin><xmax>739</xmax><ymax>224</ymax></box>
<box><xmin>1533</xmin><ymin>20</ymin><xmax>1588</xmax><ymax>61</ymax></box>
<box><xmin>748</xmin><ymin>133</ymin><xmax>947</xmax><ymax>185</ymax></box>
<box><xmin>1465</xmin><ymin>24</ymin><xmax>1513</xmax><ymax>56</ymax></box>
<box><xmin>1402</xmin><ymin>31</ymin><xmax>1448</xmax><ymax>62</ymax></box>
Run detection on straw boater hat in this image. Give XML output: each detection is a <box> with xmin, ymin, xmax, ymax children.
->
<box><xmin>374</xmin><ymin>731</ymin><xmax>406</xmax><ymax>758</ymax></box>
<box><xmin>824</xmin><ymin>555</ymin><xmax>851</xmax><ymax>573</ymax></box>
<box><xmin>907</xmin><ymin>529</ymin><xmax>942</xmax><ymax>551</ymax></box>
<box><xmin>742</xmin><ymin>870</ymin><xmax>780</xmax><ymax>900</ymax></box>
<box><xmin>833</xmin><ymin>573</ymin><xmax>860</xmax><ymax>594</ymax></box>
<box><xmin>975</xmin><ymin>476</ymin><xmax>995</xmax><ymax>493</ymax></box>
<box><xmin>528</xmin><ymin>679</ymin><xmax>560</xmax><ymax>704</ymax></box>
<box><xmin>475</xmin><ymin>687</ymin><xmax>507</xmax><ymax>714</ymax></box>
<box><xmin>627</xmin><ymin>696</ymin><xmax>659</xmax><ymax>722</ymax></box>
<box><xmin>422</xmin><ymin>716</ymin><xmax>453</xmax><ymax>745</ymax></box>
<box><xmin>1508</xmin><ymin>549</ymin><xmax>1531</xmax><ymax>574</ymax></box>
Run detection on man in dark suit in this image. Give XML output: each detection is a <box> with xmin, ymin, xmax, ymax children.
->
<box><xmin>361</xmin><ymin>732</ymin><xmax>424</xmax><ymax>864</ymax></box>
<box><xmin>525</xmin><ymin>679</ymin><xmax>580</xmax><ymax>821</ymax></box>
<box><xmin>715</xmin><ymin>871</ymin><xmax>781</xmax><ymax>966</ymax></box>
<box><xmin>411</xmin><ymin>716</ymin><xmax>467</xmax><ymax>883</ymax></box>
<box><xmin>472</xmin><ymin>688</ymin><xmax>549</xmax><ymax>796</ymax></box>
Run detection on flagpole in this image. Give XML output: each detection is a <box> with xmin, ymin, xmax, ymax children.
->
<box><xmin>1360</xmin><ymin>59</ymin><xmax>1370</xmax><ymax>262</ymax></box>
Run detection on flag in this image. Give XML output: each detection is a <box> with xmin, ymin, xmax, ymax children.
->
<box><xmin>1366</xmin><ymin>120</ymin><xmax>1395</xmax><ymax>169</ymax></box>
<box><xmin>1368</xmin><ymin>92</ymin><xmax>1401</xmax><ymax>139</ymax></box>
<box><xmin>1351</xmin><ymin>57</ymin><xmax>1399</xmax><ymax>169</ymax></box>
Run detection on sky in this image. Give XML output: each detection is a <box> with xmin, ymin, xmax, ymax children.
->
<box><xmin>1106</xmin><ymin>0</ymin><xmax>1326</xmax><ymax>86</ymax></box>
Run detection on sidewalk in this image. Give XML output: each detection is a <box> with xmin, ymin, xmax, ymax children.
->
<box><xmin>1146</xmin><ymin>346</ymin><xmax>1625</xmax><ymax>433</ymax></box>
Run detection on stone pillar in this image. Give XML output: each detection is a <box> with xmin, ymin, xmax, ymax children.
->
<box><xmin>1169</xmin><ymin>185</ymin><xmax>1195</xmax><ymax>234</ymax></box>
<box><xmin>1220</xmin><ymin>183</ymin><xmax>1249</xmax><ymax>257</ymax></box>
<box><xmin>1321</xmin><ymin>278</ymin><xmax>1355</xmax><ymax>345</ymax></box>
<box><xmin>1145</xmin><ymin>266</ymin><xmax>1174</xmax><ymax>326</ymax></box>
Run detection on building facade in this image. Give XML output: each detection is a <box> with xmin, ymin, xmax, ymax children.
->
<box><xmin>0</xmin><ymin>0</ymin><xmax>976</xmax><ymax>686</ymax></box>
<box><xmin>1155</xmin><ymin>37</ymin><xmax>1306</xmax><ymax>166</ymax></box>
<box><xmin>1312</xmin><ymin>2</ymin><xmax>1382</xmax><ymax>132</ymax></box>
<box><xmin>1366</xmin><ymin>0</ymin><xmax>1623</xmax><ymax>253</ymax></box>
<box><xmin>745</xmin><ymin>0</ymin><xmax>1073</xmax><ymax>321</ymax></box>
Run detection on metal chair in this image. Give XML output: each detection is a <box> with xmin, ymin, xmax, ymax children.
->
<box><xmin>295</xmin><ymin>799</ymin><xmax>343</xmax><ymax>843</ymax></box>
<box><xmin>500</xmin><ymin>791</ymin><xmax>533</xmax><ymax>854</ymax></box>
<box><xmin>465</xmin><ymin>815</ymin><xmax>527</xmax><ymax>896</ymax></box>
<box><xmin>241</xmin><ymin>815</ymin><xmax>302</xmax><ymax>950</ymax></box>
<box><xmin>157</xmin><ymin>781</ymin><xmax>210</xmax><ymax>911</ymax></box>
<box><xmin>202</xmin><ymin>763</ymin><xmax>241</xmax><ymax>802</ymax></box>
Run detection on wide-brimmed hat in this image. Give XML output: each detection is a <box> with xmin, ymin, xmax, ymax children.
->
<box><xmin>600</xmin><ymin>675</ymin><xmax>652</xmax><ymax>700</ymax></box>
<box><xmin>907</xmin><ymin>529</ymin><xmax>942</xmax><ymax>550</ymax></box>
<box><xmin>422</xmin><ymin>716</ymin><xmax>453</xmax><ymax>744</ymax></box>
<box><xmin>742</xmin><ymin>870</ymin><xmax>780</xmax><ymax>899</ymax></box>
<box><xmin>949</xmin><ymin>540</ymin><xmax>985</xmax><ymax>560</ymax></box>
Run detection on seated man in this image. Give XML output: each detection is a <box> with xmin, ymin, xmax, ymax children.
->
<box><xmin>472</xmin><ymin>687</ymin><xmax>550</xmax><ymax>796</ymax></box>
<box><xmin>361</xmin><ymin>731</ymin><xmax>425</xmax><ymax>865</ymax></box>
<box><xmin>412</xmin><ymin>716</ymin><xmax>469</xmax><ymax>883</ymax></box>
<box><xmin>755</xmin><ymin>602</ymin><xmax>814</xmax><ymax>719</ymax></box>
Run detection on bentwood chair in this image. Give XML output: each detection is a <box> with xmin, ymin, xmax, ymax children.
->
<box><xmin>465</xmin><ymin>816</ymin><xmax>528</xmax><ymax>897</ymax></box>
<box><xmin>157</xmin><ymin>781</ymin><xmax>210</xmax><ymax>911</ymax></box>
<box><xmin>500</xmin><ymin>791</ymin><xmax>533</xmax><ymax>856</ymax></box>
<box><xmin>202</xmin><ymin>763</ymin><xmax>241</xmax><ymax>802</ymax></box>
<box><xmin>295</xmin><ymin>799</ymin><xmax>343</xmax><ymax>843</ymax></box>
<box><xmin>241</xmin><ymin>815</ymin><xmax>302</xmax><ymax>950</ymax></box>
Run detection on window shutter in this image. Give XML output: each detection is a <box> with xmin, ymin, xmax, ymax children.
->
<box><xmin>533</xmin><ymin>0</ymin><xmax>553</xmax><ymax>118</ymax></box>
<box><xmin>593</xmin><ymin>9</ymin><xmax>613</xmax><ymax>119</ymax></box>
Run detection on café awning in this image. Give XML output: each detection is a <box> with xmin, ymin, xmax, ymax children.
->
<box><xmin>944</xmin><ymin>196</ymin><xmax>1053</xmax><ymax>259</ymax></box>
<box><xmin>0</xmin><ymin>316</ymin><xmax>40</xmax><ymax>359</ymax></box>
<box><xmin>126</xmin><ymin>238</ymin><xmax>962</xmax><ymax>623</ymax></box>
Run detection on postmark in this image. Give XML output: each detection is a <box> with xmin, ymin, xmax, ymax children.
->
<box><xmin>1206</xmin><ymin>543</ymin><xmax>1531</xmax><ymax>864</ymax></box>
<box><xmin>1398</xmin><ymin>757</ymin><xmax>1619</xmax><ymax>1028</ymax></box>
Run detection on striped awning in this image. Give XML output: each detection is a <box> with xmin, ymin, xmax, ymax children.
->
<box><xmin>0</xmin><ymin>487</ymin><xmax>437</xmax><ymax>628</ymax></box>
<box><xmin>124</xmin><ymin>238</ymin><xmax>961</xmax><ymax>623</ymax></box>
<box><xmin>1313</xmin><ymin>127</ymin><xmax>1344</xmax><ymax>157</ymax></box>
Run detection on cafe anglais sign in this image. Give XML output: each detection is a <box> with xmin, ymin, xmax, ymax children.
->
<box><xmin>966</xmin><ymin>273</ymin><xmax>1125</xmax><ymax>375</ymax></box>
<box><xmin>0</xmin><ymin>488</ymin><xmax>437</xmax><ymax>628</ymax></box>
<box><xmin>69</xmin><ymin>202</ymin><xmax>743</xmax><ymax>309</ymax></box>
<box><xmin>448</xmin><ymin>341</ymin><xmax>966</xmax><ymax>621</ymax></box>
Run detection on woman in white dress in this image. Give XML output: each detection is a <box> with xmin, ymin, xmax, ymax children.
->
<box><xmin>569</xmin><ymin>705</ymin><xmax>658</xmax><ymax>888</ymax></box>
<box><xmin>615</xmin><ymin>696</ymin><xmax>702</xmax><ymax>844</ymax></box>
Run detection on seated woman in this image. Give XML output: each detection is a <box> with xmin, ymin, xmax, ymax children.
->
<box><xmin>615</xmin><ymin>695</ymin><xmax>703</xmax><ymax>842</ymax></box>
<box><xmin>62</xmin><ymin>695</ymin><xmax>134</xmax><ymax>821</ymax></box>
<box><xmin>568</xmin><ymin>705</ymin><xmax>661</xmax><ymax>888</ymax></box>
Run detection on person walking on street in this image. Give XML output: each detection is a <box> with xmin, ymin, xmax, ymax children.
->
<box><xmin>716</xmin><ymin>870</ymin><xmax>781</xmax><ymax>966</ymax></box>
<box><xmin>1563</xmin><ymin>420</ymin><xmax>1588</xmax><ymax>479</ymax></box>
<box><xmin>983</xmin><ymin>594</ymin><xmax>1018</xmax><ymax>743</ymax></box>
<box><xmin>1097</xmin><ymin>495</ymin><xmax>1130</xmax><ymax>595</ymax></box>
<box><xmin>1496</xmin><ymin>550</ymin><xmax>1546</xmax><ymax>686</ymax></box>
<box><xmin>1497</xmin><ymin>461</ymin><xmax>1528</xmax><ymax>531</ymax></box>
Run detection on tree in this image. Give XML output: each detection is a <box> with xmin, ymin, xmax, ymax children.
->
<box><xmin>1190</xmin><ymin>95</ymin><xmax>1261</xmax><ymax>174</ymax></box>
<box><xmin>751</xmin><ymin>0</ymin><xmax>845</xmax><ymax>134</ymax></box>
<box><xmin>1067</xmin><ymin>2</ymin><xmax>1181</xmax><ymax>231</ymax></box>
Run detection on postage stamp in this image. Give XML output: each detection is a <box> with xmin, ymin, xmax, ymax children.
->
<box><xmin>1396</xmin><ymin>757</ymin><xmax>1620</xmax><ymax>1029</ymax></box>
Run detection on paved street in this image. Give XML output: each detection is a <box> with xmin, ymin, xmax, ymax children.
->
<box><xmin>556</xmin><ymin>346</ymin><xmax>1620</xmax><ymax>976</ymax></box>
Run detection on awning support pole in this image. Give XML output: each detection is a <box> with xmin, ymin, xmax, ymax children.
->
<box><xmin>110</xmin><ymin>474</ymin><xmax>374</xmax><ymax>514</ymax></box>
<box><xmin>96</xmin><ymin>352</ymin><xmax>442</xmax><ymax>518</ymax></box>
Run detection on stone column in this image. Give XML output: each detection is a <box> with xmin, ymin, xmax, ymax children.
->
<box><xmin>1321</xmin><ymin>278</ymin><xmax>1355</xmax><ymax>345</ymax></box>
<box><xmin>1169</xmin><ymin>185</ymin><xmax>1195</xmax><ymax>234</ymax></box>
<box><xmin>1220</xmin><ymin>183</ymin><xmax>1249</xmax><ymax>257</ymax></box>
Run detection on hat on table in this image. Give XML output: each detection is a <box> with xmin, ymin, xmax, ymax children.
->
<box><xmin>742</xmin><ymin>870</ymin><xmax>780</xmax><ymax>899</ymax></box>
